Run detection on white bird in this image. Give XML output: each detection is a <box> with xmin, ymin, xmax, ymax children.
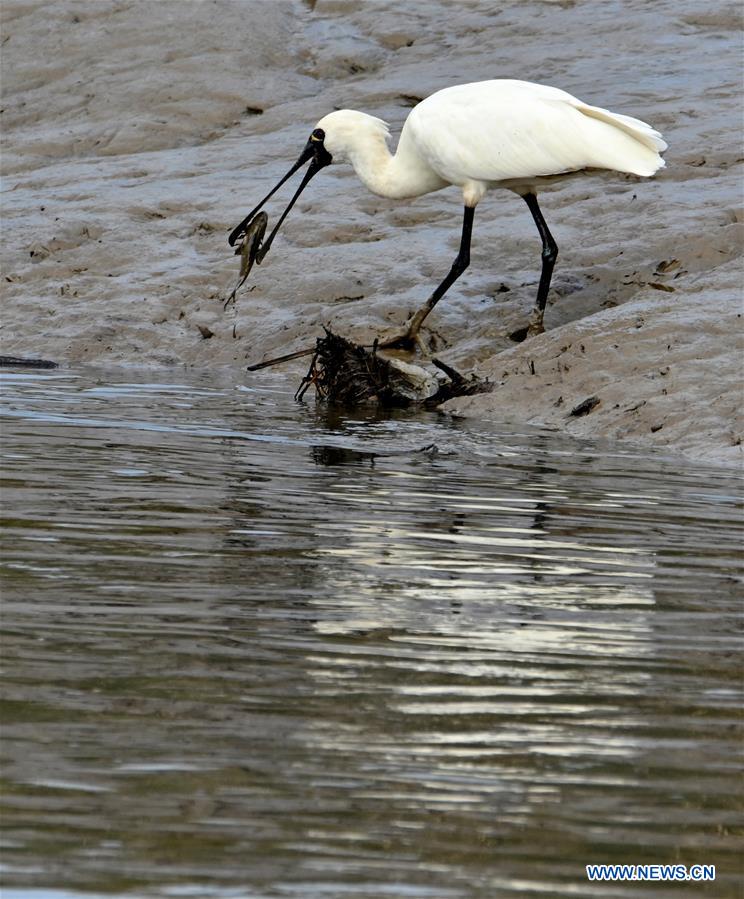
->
<box><xmin>229</xmin><ymin>79</ymin><xmax>666</xmax><ymax>348</ymax></box>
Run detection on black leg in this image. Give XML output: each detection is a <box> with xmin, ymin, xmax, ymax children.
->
<box><xmin>523</xmin><ymin>192</ymin><xmax>558</xmax><ymax>318</ymax></box>
<box><xmin>383</xmin><ymin>205</ymin><xmax>475</xmax><ymax>348</ymax></box>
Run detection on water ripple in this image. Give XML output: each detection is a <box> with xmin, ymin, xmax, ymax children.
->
<box><xmin>1</xmin><ymin>368</ymin><xmax>742</xmax><ymax>899</ymax></box>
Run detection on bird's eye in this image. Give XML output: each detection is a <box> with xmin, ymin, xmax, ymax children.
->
<box><xmin>310</xmin><ymin>128</ymin><xmax>325</xmax><ymax>142</ymax></box>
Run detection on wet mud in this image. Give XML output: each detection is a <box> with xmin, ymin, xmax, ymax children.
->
<box><xmin>1</xmin><ymin>1</ymin><xmax>742</xmax><ymax>463</ymax></box>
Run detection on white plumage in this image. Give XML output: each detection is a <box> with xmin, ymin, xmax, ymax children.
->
<box><xmin>231</xmin><ymin>80</ymin><xmax>667</xmax><ymax>346</ymax></box>
<box><xmin>408</xmin><ymin>80</ymin><xmax>665</xmax><ymax>181</ymax></box>
<box><xmin>317</xmin><ymin>80</ymin><xmax>666</xmax><ymax>202</ymax></box>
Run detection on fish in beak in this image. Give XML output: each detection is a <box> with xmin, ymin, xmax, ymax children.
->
<box><xmin>228</xmin><ymin>128</ymin><xmax>333</xmax><ymax>259</ymax></box>
<box><xmin>224</xmin><ymin>210</ymin><xmax>268</xmax><ymax>308</ymax></box>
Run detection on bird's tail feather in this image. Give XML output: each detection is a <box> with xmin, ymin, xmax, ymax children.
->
<box><xmin>575</xmin><ymin>102</ymin><xmax>667</xmax><ymax>176</ymax></box>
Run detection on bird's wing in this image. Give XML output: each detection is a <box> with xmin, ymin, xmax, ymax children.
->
<box><xmin>408</xmin><ymin>81</ymin><xmax>665</xmax><ymax>183</ymax></box>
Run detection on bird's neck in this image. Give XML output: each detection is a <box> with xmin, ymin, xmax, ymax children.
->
<box><xmin>347</xmin><ymin>130</ymin><xmax>446</xmax><ymax>200</ymax></box>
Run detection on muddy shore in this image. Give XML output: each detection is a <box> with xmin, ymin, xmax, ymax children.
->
<box><xmin>1</xmin><ymin>0</ymin><xmax>741</xmax><ymax>466</ymax></box>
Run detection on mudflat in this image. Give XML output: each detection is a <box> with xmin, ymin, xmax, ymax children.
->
<box><xmin>1</xmin><ymin>0</ymin><xmax>741</xmax><ymax>464</ymax></box>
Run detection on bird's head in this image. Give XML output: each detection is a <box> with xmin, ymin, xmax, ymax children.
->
<box><xmin>228</xmin><ymin>110</ymin><xmax>389</xmax><ymax>250</ymax></box>
<box><xmin>312</xmin><ymin>109</ymin><xmax>390</xmax><ymax>164</ymax></box>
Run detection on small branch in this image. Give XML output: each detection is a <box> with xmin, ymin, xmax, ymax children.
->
<box><xmin>247</xmin><ymin>346</ymin><xmax>316</xmax><ymax>371</ymax></box>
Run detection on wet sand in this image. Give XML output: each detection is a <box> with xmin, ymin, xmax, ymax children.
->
<box><xmin>1</xmin><ymin>0</ymin><xmax>742</xmax><ymax>465</ymax></box>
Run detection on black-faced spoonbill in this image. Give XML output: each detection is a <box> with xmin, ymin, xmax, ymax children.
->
<box><xmin>229</xmin><ymin>79</ymin><xmax>666</xmax><ymax>348</ymax></box>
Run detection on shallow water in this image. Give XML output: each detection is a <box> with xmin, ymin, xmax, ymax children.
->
<box><xmin>1</xmin><ymin>368</ymin><xmax>742</xmax><ymax>899</ymax></box>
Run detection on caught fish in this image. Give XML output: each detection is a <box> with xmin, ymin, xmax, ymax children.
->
<box><xmin>224</xmin><ymin>211</ymin><xmax>268</xmax><ymax>308</ymax></box>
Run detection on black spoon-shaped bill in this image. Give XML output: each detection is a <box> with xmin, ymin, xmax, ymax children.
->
<box><xmin>255</xmin><ymin>156</ymin><xmax>329</xmax><ymax>262</ymax></box>
<box><xmin>228</xmin><ymin>137</ymin><xmax>331</xmax><ymax>249</ymax></box>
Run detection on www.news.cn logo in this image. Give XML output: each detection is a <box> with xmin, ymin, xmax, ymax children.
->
<box><xmin>586</xmin><ymin>864</ymin><xmax>715</xmax><ymax>882</ymax></box>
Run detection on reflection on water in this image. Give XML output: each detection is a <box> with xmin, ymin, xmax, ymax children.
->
<box><xmin>1</xmin><ymin>368</ymin><xmax>742</xmax><ymax>899</ymax></box>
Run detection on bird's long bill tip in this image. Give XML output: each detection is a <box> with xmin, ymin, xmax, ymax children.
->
<box><xmin>228</xmin><ymin>141</ymin><xmax>315</xmax><ymax>247</ymax></box>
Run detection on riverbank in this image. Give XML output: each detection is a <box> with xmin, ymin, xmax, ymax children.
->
<box><xmin>443</xmin><ymin>260</ymin><xmax>742</xmax><ymax>467</ymax></box>
<box><xmin>1</xmin><ymin>0</ymin><xmax>741</xmax><ymax>467</ymax></box>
